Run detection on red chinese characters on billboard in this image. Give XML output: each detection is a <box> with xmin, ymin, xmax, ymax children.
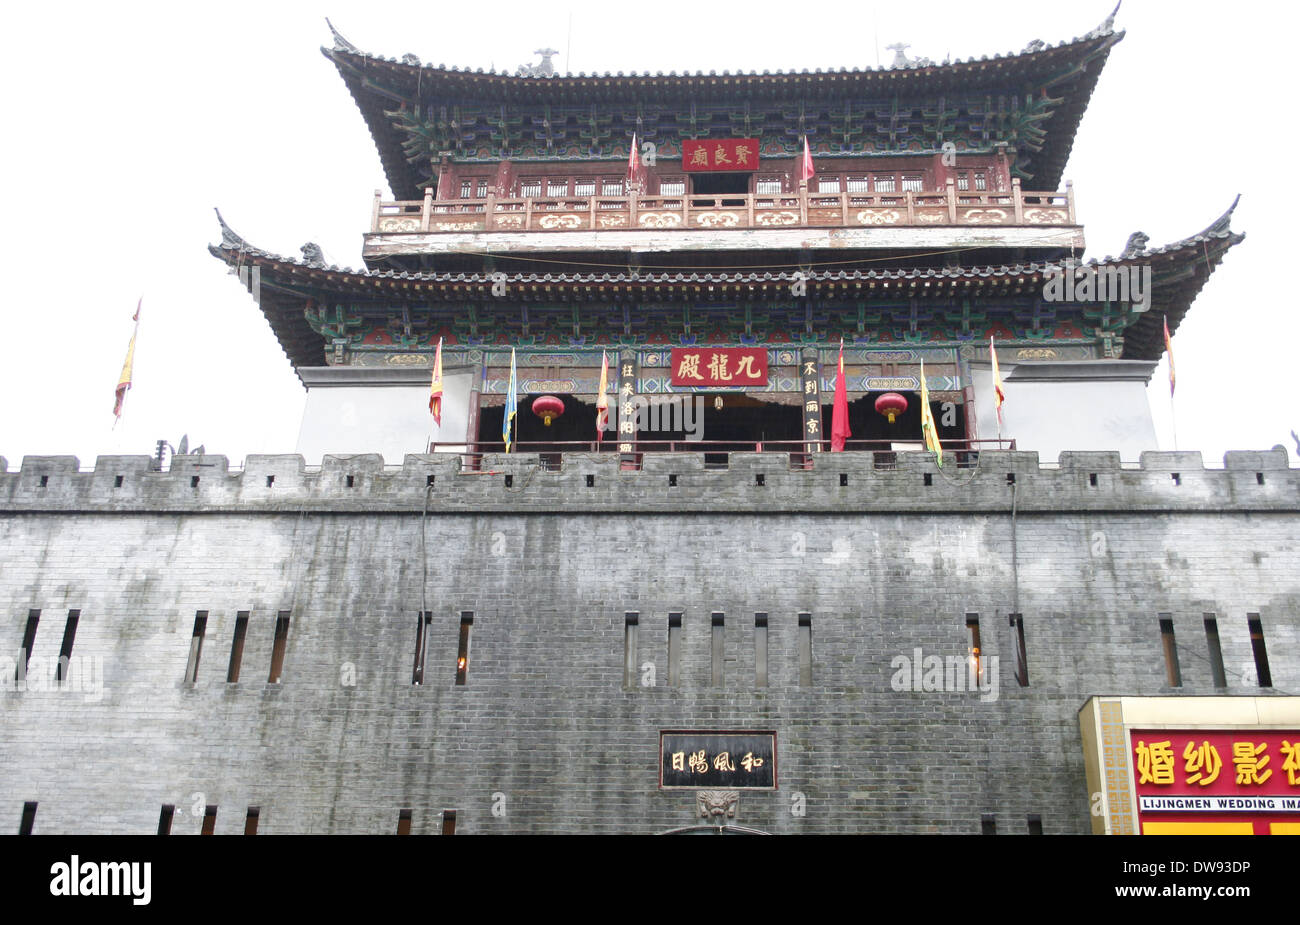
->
<box><xmin>670</xmin><ymin>348</ymin><xmax>768</xmax><ymax>387</ymax></box>
<box><xmin>681</xmin><ymin>138</ymin><xmax>760</xmax><ymax>173</ymax></box>
<box><xmin>1131</xmin><ymin>729</ymin><xmax>1300</xmax><ymax>834</ymax></box>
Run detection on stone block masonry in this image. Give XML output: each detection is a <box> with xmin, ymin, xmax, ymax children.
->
<box><xmin>0</xmin><ymin>449</ymin><xmax>1296</xmax><ymax>833</ymax></box>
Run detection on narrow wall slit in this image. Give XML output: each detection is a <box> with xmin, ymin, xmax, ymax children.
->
<box><xmin>1248</xmin><ymin>614</ymin><xmax>1272</xmax><ymax>687</ymax></box>
<box><xmin>1204</xmin><ymin>615</ymin><xmax>1227</xmax><ymax>688</ymax></box>
<box><xmin>797</xmin><ymin>613</ymin><xmax>812</xmax><ymax>686</ymax></box>
<box><xmin>268</xmin><ymin>612</ymin><xmax>290</xmax><ymax>683</ymax></box>
<box><xmin>623</xmin><ymin>613</ymin><xmax>638</xmax><ymax>689</ymax></box>
<box><xmin>227</xmin><ymin>612</ymin><xmax>249</xmax><ymax>682</ymax></box>
<box><xmin>456</xmin><ymin>613</ymin><xmax>473</xmax><ymax>685</ymax></box>
<box><xmin>1159</xmin><ymin>615</ymin><xmax>1181</xmax><ymax>688</ymax></box>
<box><xmin>55</xmin><ymin>610</ymin><xmax>80</xmax><ymax>684</ymax></box>
<box><xmin>185</xmin><ymin>611</ymin><xmax>208</xmax><ymax>684</ymax></box>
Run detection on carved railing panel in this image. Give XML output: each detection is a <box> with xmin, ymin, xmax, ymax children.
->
<box><xmin>369</xmin><ymin>181</ymin><xmax>1076</xmax><ymax>235</ymax></box>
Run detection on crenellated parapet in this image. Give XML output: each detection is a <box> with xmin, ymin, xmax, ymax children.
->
<box><xmin>1</xmin><ymin>449</ymin><xmax>1293</xmax><ymax>516</ymax></box>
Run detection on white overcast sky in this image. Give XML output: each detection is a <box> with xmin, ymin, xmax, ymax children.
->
<box><xmin>1</xmin><ymin>0</ymin><xmax>1294</xmax><ymax>467</ymax></box>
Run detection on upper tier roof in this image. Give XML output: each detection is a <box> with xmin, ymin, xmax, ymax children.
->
<box><xmin>324</xmin><ymin>11</ymin><xmax>1123</xmax><ymax>200</ymax></box>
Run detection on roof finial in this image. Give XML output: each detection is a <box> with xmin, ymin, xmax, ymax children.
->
<box><xmin>1198</xmin><ymin>194</ymin><xmax>1241</xmax><ymax>237</ymax></box>
<box><xmin>213</xmin><ymin>208</ymin><xmax>251</xmax><ymax>250</ymax></box>
<box><xmin>325</xmin><ymin>18</ymin><xmax>360</xmax><ymax>53</ymax></box>
<box><xmin>1088</xmin><ymin>1</ymin><xmax>1122</xmax><ymax>38</ymax></box>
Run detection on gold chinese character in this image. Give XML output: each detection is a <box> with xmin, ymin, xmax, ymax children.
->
<box><xmin>803</xmin><ymin>361</ymin><xmax>816</xmax><ymax>376</ymax></box>
<box><xmin>619</xmin><ymin>419</ymin><xmax>636</xmax><ymax>435</ymax></box>
<box><xmin>622</xmin><ymin>364</ymin><xmax>634</xmax><ymax>377</ymax></box>
<box><xmin>733</xmin><ymin>355</ymin><xmax>759</xmax><ymax>379</ymax></box>
<box><xmin>1183</xmin><ymin>740</ymin><xmax>1222</xmax><ymax>786</ymax></box>
<box><xmin>1135</xmin><ymin>740</ymin><xmax>1176</xmax><ymax>785</ymax></box>
<box><xmin>620</xmin><ymin>382</ymin><xmax>635</xmax><ymax>397</ymax></box>
<box><xmin>736</xmin><ymin>145</ymin><xmax>753</xmax><ymax>166</ymax></box>
<box><xmin>690</xmin><ymin>147</ymin><xmax>709</xmax><ymax>167</ymax></box>
<box><xmin>688</xmin><ymin>750</ymin><xmax>708</xmax><ymax>773</ymax></box>
<box><xmin>676</xmin><ymin>353</ymin><xmax>703</xmax><ymax>380</ymax></box>
<box><xmin>1281</xmin><ymin>740</ymin><xmax>1299</xmax><ymax>785</ymax></box>
<box><xmin>805</xmin><ymin>401</ymin><xmax>819</xmax><ymax>413</ymax></box>
<box><xmin>806</xmin><ymin>419</ymin><xmax>819</xmax><ymax>434</ymax></box>
<box><xmin>671</xmin><ymin>751</ymin><xmax>685</xmax><ymax>772</ymax></box>
<box><xmin>1233</xmin><ymin>741</ymin><xmax>1272</xmax><ymax>785</ymax></box>
<box><xmin>740</xmin><ymin>752</ymin><xmax>764</xmax><ymax>772</ymax></box>
<box><xmin>707</xmin><ymin>353</ymin><xmax>732</xmax><ymax>381</ymax></box>
<box><xmin>621</xmin><ymin>401</ymin><xmax>635</xmax><ymax>418</ymax></box>
<box><xmin>618</xmin><ymin>442</ymin><xmax>633</xmax><ymax>452</ymax></box>
<box><xmin>804</xmin><ymin>381</ymin><xmax>818</xmax><ymax>394</ymax></box>
<box><xmin>713</xmin><ymin>144</ymin><xmax>731</xmax><ymax>165</ymax></box>
<box><xmin>713</xmin><ymin>752</ymin><xmax>736</xmax><ymax>772</ymax></box>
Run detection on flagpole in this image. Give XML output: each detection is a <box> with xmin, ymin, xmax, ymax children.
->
<box><xmin>1169</xmin><ymin>388</ymin><xmax>1178</xmax><ymax>451</ymax></box>
<box><xmin>1163</xmin><ymin>315</ymin><xmax>1177</xmax><ymax>451</ymax></box>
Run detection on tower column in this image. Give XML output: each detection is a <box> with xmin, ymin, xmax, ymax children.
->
<box><xmin>800</xmin><ymin>346</ymin><xmax>823</xmax><ymax>455</ymax></box>
<box><xmin>616</xmin><ymin>349</ymin><xmax>638</xmax><ymax>465</ymax></box>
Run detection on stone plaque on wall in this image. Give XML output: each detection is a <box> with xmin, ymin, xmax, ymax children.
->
<box><xmin>660</xmin><ymin>731</ymin><xmax>777</xmax><ymax>790</ymax></box>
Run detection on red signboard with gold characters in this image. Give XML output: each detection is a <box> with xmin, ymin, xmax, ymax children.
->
<box><xmin>670</xmin><ymin>347</ymin><xmax>768</xmax><ymax>387</ymax></box>
<box><xmin>681</xmin><ymin>138</ymin><xmax>760</xmax><ymax>172</ymax></box>
<box><xmin>1131</xmin><ymin>729</ymin><xmax>1300</xmax><ymax>834</ymax></box>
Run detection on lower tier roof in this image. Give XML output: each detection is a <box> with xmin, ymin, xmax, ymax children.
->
<box><xmin>209</xmin><ymin>203</ymin><xmax>1242</xmax><ymax>374</ymax></box>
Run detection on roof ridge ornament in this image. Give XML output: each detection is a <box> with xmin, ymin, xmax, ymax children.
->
<box><xmin>324</xmin><ymin>18</ymin><xmax>360</xmax><ymax>53</ymax></box>
<box><xmin>301</xmin><ymin>243</ymin><xmax>327</xmax><ymax>268</ymax></box>
<box><xmin>885</xmin><ymin>42</ymin><xmax>935</xmax><ymax>69</ymax></box>
<box><xmin>1121</xmin><ymin>231</ymin><xmax>1149</xmax><ymax>258</ymax></box>
<box><xmin>515</xmin><ymin>48</ymin><xmax>560</xmax><ymax>78</ymax></box>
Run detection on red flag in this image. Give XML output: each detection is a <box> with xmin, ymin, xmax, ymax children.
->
<box><xmin>595</xmin><ymin>350</ymin><xmax>610</xmax><ymax>442</ymax></box>
<box><xmin>113</xmin><ymin>298</ymin><xmax>141</xmax><ymax>420</ymax></box>
<box><xmin>429</xmin><ymin>337</ymin><xmax>444</xmax><ymax>425</ymax></box>
<box><xmin>1163</xmin><ymin>316</ymin><xmax>1175</xmax><ymax>397</ymax></box>
<box><xmin>831</xmin><ymin>340</ymin><xmax>851</xmax><ymax>452</ymax></box>
<box><xmin>797</xmin><ymin>135</ymin><xmax>815</xmax><ymax>184</ymax></box>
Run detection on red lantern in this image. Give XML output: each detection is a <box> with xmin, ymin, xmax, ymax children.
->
<box><xmin>874</xmin><ymin>392</ymin><xmax>908</xmax><ymax>424</ymax></box>
<box><xmin>531</xmin><ymin>395</ymin><xmax>565</xmax><ymax>426</ymax></box>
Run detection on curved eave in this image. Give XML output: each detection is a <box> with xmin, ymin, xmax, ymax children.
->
<box><xmin>208</xmin><ymin>237</ymin><xmax>328</xmax><ymax>376</ymax></box>
<box><xmin>1118</xmin><ymin>230</ymin><xmax>1244</xmax><ymax>362</ymax></box>
<box><xmin>323</xmin><ymin>27</ymin><xmax>1122</xmax><ymax>199</ymax></box>
<box><xmin>210</xmin><ymin>208</ymin><xmax>1237</xmax><ymax>373</ymax></box>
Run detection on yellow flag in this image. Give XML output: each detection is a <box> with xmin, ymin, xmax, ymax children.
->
<box><xmin>919</xmin><ymin>359</ymin><xmax>942</xmax><ymax>468</ymax></box>
<box><xmin>429</xmin><ymin>337</ymin><xmax>444</xmax><ymax>425</ymax></box>
<box><xmin>113</xmin><ymin>299</ymin><xmax>141</xmax><ymax>419</ymax></box>
<box><xmin>595</xmin><ymin>350</ymin><xmax>609</xmax><ymax>441</ymax></box>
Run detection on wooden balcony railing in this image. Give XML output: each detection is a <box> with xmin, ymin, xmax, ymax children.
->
<box><xmin>370</xmin><ymin>179</ymin><xmax>1075</xmax><ymax>235</ymax></box>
